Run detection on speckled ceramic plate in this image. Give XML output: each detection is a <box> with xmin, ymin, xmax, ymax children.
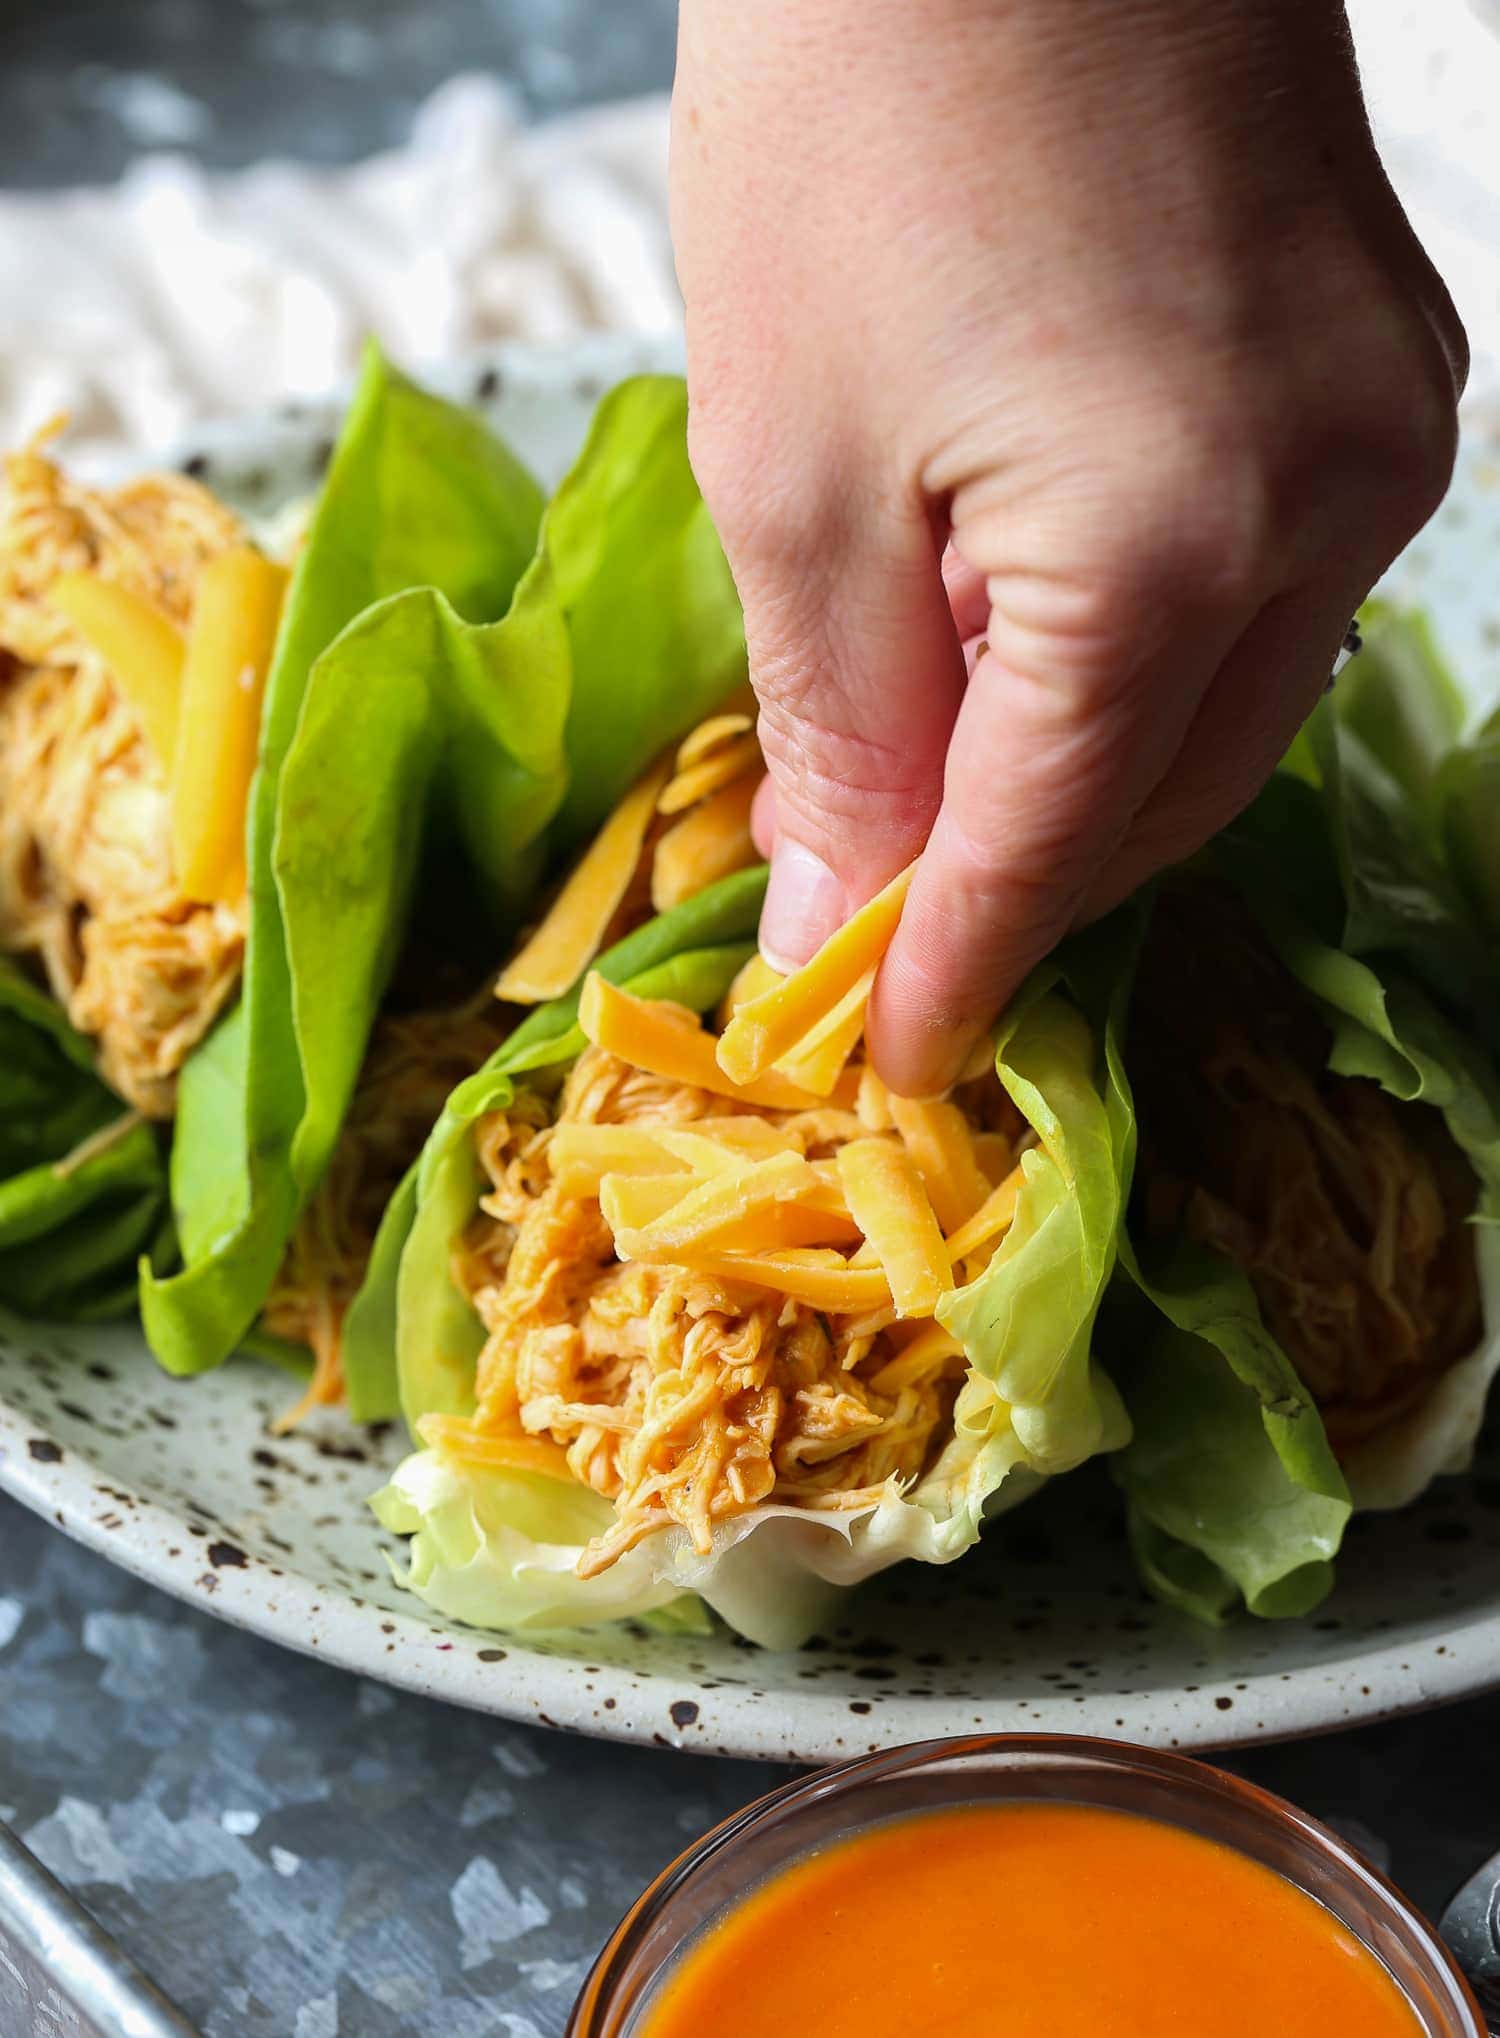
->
<box><xmin>4</xmin><ymin>338</ymin><xmax>1500</xmax><ymax>1765</ymax></box>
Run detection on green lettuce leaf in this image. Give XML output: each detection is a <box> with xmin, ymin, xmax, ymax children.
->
<box><xmin>1438</xmin><ymin>596</ymin><xmax>1500</xmax><ymax>952</ymax></box>
<box><xmin>0</xmin><ymin>960</ymin><xmax>170</xmax><ymax>1319</ymax></box>
<box><xmin>341</xmin><ymin>866</ymin><xmax>769</xmax><ymax>1424</ymax></box>
<box><xmin>1109</xmin><ymin>1252</ymin><xmax>1350</xmax><ymax>1622</ymax></box>
<box><xmin>1113</xmin><ymin>738</ymin><xmax>1500</xmax><ymax>1618</ymax></box>
<box><xmin>509</xmin><ymin>372</ymin><xmax>747</xmax><ymax>856</ymax></box>
<box><xmin>146</xmin><ymin>366</ymin><xmax>744</xmax><ymax>1386</ymax></box>
<box><xmin>1274</xmin><ymin>604</ymin><xmax>1500</xmax><ymax>1033</ymax></box>
<box><xmin>1339</xmin><ymin>600</ymin><xmax>1467</xmax><ymax>828</ymax></box>
<box><xmin>141</xmin><ymin>346</ymin><xmax>546</xmax><ymax>1374</ymax></box>
<box><xmin>938</xmin><ymin>907</ymin><xmax>1141</xmax><ymax>1475</ymax></box>
<box><xmin>372</xmin><ymin>891</ymin><xmax>1142</xmax><ymax>1649</ymax></box>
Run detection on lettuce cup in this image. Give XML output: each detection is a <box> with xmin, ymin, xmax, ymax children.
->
<box><xmin>1107</xmin><ymin>695</ymin><xmax>1500</xmax><ymax>1623</ymax></box>
<box><xmin>369</xmin><ymin>855</ymin><xmax>1135</xmax><ymax>1650</ymax></box>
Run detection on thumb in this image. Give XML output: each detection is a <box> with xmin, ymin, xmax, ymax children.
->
<box><xmin>733</xmin><ymin>501</ymin><xmax>965</xmax><ymax>970</ymax></box>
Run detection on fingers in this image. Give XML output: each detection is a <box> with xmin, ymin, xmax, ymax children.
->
<box><xmin>722</xmin><ymin>492</ymin><xmax>966</xmax><ymax>971</ymax></box>
<box><xmin>747</xmin><ymin>549</ymin><xmax>987</xmax><ymax>866</ymax></box>
<box><xmin>868</xmin><ymin>546</ymin><xmax>1253</xmax><ymax>1095</ymax></box>
<box><xmin>942</xmin><ymin>542</ymin><xmax>989</xmax><ymax>641</ymax></box>
<box><xmin>1074</xmin><ymin>583</ymin><xmax>1360</xmax><ymax>922</ymax></box>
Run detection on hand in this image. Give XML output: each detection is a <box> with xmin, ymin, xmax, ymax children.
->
<box><xmin>671</xmin><ymin>0</ymin><xmax>1465</xmax><ymax>1094</ymax></box>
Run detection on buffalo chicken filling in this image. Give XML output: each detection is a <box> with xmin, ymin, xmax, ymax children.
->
<box><xmin>0</xmin><ymin>436</ymin><xmax>245</xmax><ymax>1116</ymax></box>
<box><xmin>1131</xmin><ymin>882</ymin><xmax>1480</xmax><ymax>1451</ymax></box>
<box><xmin>437</xmin><ymin>1042</ymin><xmax>1025</xmax><ymax>1577</ymax></box>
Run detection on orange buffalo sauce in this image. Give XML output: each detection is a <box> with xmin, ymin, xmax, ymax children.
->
<box><xmin>637</xmin><ymin>1802</ymin><xmax>1421</xmax><ymax>2038</ymax></box>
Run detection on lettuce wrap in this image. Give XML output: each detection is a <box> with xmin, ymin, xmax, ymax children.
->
<box><xmin>369</xmin><ymin>888</ymin><xmax>1137</xmax><ymax>1651</ymax></box>
<box><xmin>1107</xmin><ymin>646</ymin><xmax>1500</xmax><ymax>1623</ymax></box>
<box><xmin>141</xmin><ymin>361</ymin><xmax>745</xmax><ymax>1394</ymax></box>
<box><xmin>137</xmin><ymin>346</ymin><xmax>544</xmax><ymax>1374</ymax></box>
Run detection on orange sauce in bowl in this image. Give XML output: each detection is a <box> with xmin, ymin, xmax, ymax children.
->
<box><xmin>636</xmin><ymin>1802</ymin><xmax>1421</xmax><ymax>2037</ymax></box>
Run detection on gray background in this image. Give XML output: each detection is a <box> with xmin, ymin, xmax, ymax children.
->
<box><xmin>0</xmin><ymin>2</ymin><xmax>1496</xmax><ymax>2032</ymax></box>
<box><xmin>0</xmin><ymin>0</ymin><xmax>678</xmax><ymax>188</ymax></box>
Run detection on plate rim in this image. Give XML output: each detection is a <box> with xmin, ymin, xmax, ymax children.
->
<box><xmin>3</xmin><ymin>1371</ymin><xmax>1494</xmax><ymax>1763</ymax></box>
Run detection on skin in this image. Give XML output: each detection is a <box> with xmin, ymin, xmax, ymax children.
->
<box><xmin>671</xmin><ymin>0</ymin><xmax>1466</xmax><ymax>1095</ymax></box>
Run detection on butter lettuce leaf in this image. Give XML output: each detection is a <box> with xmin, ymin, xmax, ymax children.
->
<box><xmin>1113</xmin><ymin>721</ymin><xmax>1500</xmax><ymax>1618</ymax></box>
<box><xmin>146</xmin><ymin>367</ymin><xmax>744</xmax><ymax>1386</ymax></box>
<box><xmin>939</xmin><ymin>908</ymin><xmax>1140</xmax><ymax>1479</ymax></box>
<box><xmin>143</xmin><ymin>346</ymin><xmax>544</xmax><ymax>1374</ymax></box>
<box><xmin>371</xmin><ymin>893</ymin><xmax>1142</xmax><ymax>1648</ymax></box>
<box><xmin>1109</xmin><ymin>1251</ymin><xmax>1350</xmax><ymax>1623</ymax></box>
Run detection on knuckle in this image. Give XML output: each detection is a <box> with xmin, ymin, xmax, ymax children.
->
<box><xmin>758</xmin><ymin>705</ymin><xmax>939</xmax><ymax>830</ymax></box>
<box><xmin>1300</xmin><ymin>307</ymin><xmax>1462</xmax><ymax>543</ymax></box>
<box><xmin>1377</xmin><ymin>375</ymin><xmax>1459</xmax><ymax>529</ymax></box>
<box><xmin>972</xmin><ymin>411</ymin><xmax>1275</xmax><ymax>695</ymax></box>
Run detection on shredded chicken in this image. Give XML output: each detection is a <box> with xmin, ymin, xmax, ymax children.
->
<box><xmin>0</xmin><ymin>431</ymin><xmax>246</xmax><ymax>1114</ymax></box>
<box><xmin>1132</xmin><ymin>882</ymin><xmax>1480</xmax><ymax>1450</ymax></box>
<box><xmin>264</xmin><ymin>994</ymin><xmax>512</xmax><ymax>1425</ymax></box>
<box><xmin>452</xmin><ymin>1045</ymin><xmax>986</xmax><ymax>1575</ymax></box>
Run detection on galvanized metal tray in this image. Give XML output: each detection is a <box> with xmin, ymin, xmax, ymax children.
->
<box><xmin>0</xmin><ymin>1819</ymin><xmax>197</xmax><ymax>2038</ymax></box>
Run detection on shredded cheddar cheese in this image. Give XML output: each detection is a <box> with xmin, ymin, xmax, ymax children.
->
<box><xmin>580</xmin><ymin>972</ymin><xmax>835</xmax><ymax>1112</ymax></box>
<box><xmin>888</xmin><ymin>1095</ymin><xmax>993</xmax><ymax>1234</ymax></box>
<box><xmin>673</xmin><ymin>687</ymin><xmax>756</xmax><ymax>769</ymax></box>
<box><xmin>48</xmin><ymin>572</ymin><xmax>185</xmax><ymax>771</ymax></box>
<box><xmin>172</xmin><ymin>545</ymin><xmax>288</xmax><ymax>905</ymax></box>
<box><xmin>836</xmin><ymin>1136</ymin><xmax>952</xmax><ymax>1317</ymax></box>
<box><xmin>717</xmin><ymin>862</ymin><xmax>915</xmax><ymax>1084</ymax></box>
<box><xmin>434</xmin><ymin>829</ymin><xmax>1031</xmax><ymax>1577</ymax></box>
<box><xmin>774</xmin><ymin>968</ymin><xmax>872</xmax><ymax>1098</ymax></box>
<box><xmin>650</xmin><ymin>769</ymin><xmax>760</xmax><ymax>913</ymax></box>
<box><xmin>945</xmin><ymin>1165</ymin><xmax>1027</xmax><ymax>1266</ymax></box>
<box><xmin>657</xmin><ymin>730</ymin><xmax>763</xmax><ymax>815</ymax></box>
<box><xmin>496</xmin><ymin>756</ymin><xmax>673</xmax><ymax>1004</ymax></box>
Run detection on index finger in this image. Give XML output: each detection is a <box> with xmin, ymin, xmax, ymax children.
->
<box><xmin>866</xmin><ymin>622</ymin><xmax>1232</xmax><ymax>1095</ymax></box>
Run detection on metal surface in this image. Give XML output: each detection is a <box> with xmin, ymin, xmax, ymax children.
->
<box><xmin>1444</xmin><ymin>1847</ymin><xmax>1500</xmax><ymax>2034</ymax></box>
<box><xmin>3</xmin><ymin>1489</ymin><xmax>1500</xmax><ymax>2036</ymax></box>
<box><xmin>0</xmin><ymin>1817</ymin><xmax>198</xmax><ymax>2038</ymax></box>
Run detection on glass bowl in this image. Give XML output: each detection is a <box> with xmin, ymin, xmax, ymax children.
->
<box><xmin>568</xmin><ymin>1733</ymin><xmax>1482</xmax><ymax>2037</ymax></box>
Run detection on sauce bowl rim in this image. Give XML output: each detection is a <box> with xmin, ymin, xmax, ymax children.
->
<box><xmin>567</xmin><ymin>1729</ymin><xmax>1482</xmax><ymax>2036</ymax></box>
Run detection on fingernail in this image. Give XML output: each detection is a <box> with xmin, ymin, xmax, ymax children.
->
<box><xmin>760</xmin><ymin>842</ymin><xmax>845</xmax><ymax>973</ymax></box>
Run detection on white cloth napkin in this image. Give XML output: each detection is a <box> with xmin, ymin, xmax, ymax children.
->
<box><xmin>0</xmin><ymin>78</ymin><xmax>677</xmax><ymax>461</ymax></box>
<box><xmin>0</xmin><ymin>1</ymin><xmax>1494</xmax><ymax>462</ymax></box>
